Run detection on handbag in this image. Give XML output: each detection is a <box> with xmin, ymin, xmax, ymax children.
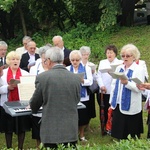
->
<box><xmin>87</xmin><ymin>80</ymin><xmax>99</xmax><ymax>94</ymax></box>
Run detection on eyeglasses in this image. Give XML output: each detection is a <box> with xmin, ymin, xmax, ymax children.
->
<box><xmin>121</xmin><ymin>54</ymin><xmax>132</xmax><ymax>58</ymax></box>
<box><xmin>71</xmin><ymin>59</ymin><xmax>80</xmax><ymax>62</ymax></box>
<box><xmin>44</xmin><ymin>58</ymin><xmax>50</xmax><ymax>64</ymax></box>
<box><xmin>82</xmin><ymin>53</ymin><xmax>90</xmax><ymax>56</ymax></box>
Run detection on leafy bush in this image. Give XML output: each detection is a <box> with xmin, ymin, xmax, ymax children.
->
<box><xmin>20</xmin><ymin>136</ymin><xmax>150</xmax><ymax>150</ymax></box>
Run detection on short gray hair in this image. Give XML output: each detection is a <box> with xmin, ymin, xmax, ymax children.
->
<box><xmin>38</xmin><ymin>45</ymin><xmax>52</xmax><ymax>57</ymax></box>
<box><xmin>69</xmin><ymin>50</ymin><xmax>82</xmax><ymax>60</ymax></box>
<box><xmin>0</xmin><ymin>41</ymin><xmax>8</xmax><ymax>48</ymax></box>
<box><xmin>22</xmin><ymin>36</ymin><xmax>32</xmax><ymax>42</ymax></box>
<box><xmin>120</xmin><ymin>44</ymin><xmax>140</xmax><ymax>60</ymax></box>
<box><xmin>52</xmin><ymin>35</ymin><xmax>63</xmax><ymax>42</ymax></box>
<box><xmin>45</xmin><ymin>46</ymin><xmax>64</xmax><ymax>63</ymax></box>
<box><xmin>79</xmin><ymin>46</ymin><xmax>91</xmax><ymax>54</ymax></box>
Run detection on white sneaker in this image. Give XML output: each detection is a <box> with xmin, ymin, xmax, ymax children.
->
<box><xmin>80</xmin><ymin>137</ymin><xmax>87</xmax><ymax>142</ymax></box>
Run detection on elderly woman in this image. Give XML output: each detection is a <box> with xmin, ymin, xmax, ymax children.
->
<box><xmin>79</xmin><ymin>46</ymin><xmax>98</xmax><ymax>131</ymax></box>
<box><xmin>1</xmin><ymin>51</ymin><xmax>31</xmax><ymax>149</ymax></box>
<box><xmin>66</xmin><ymin>50</ymin><xmax>93</xmax><ymax>141</ymax></box>
<box><xmin>96</xmin><ymin>45</ymin><xmax>123</xmax><ymax>135</ymax></box>
<box><xmin>109</xmin><ymin>44</ymin><xmax>145</xmax><ymax>139</ymax></box>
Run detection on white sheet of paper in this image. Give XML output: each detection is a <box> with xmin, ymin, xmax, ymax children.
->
<box><xmin>18</xmin><ymin>83</ymin><xmax>35</xmax><ymax>101</ymax></box>
<box><xmin>20</xmin><ymin>75</ymin><xmax>36</xmax><ymax>84</ymax></box>
<box><xmin>130</xmin><ymin>77</ymin><xmax>142</xmax><ymax>84</ymax></box>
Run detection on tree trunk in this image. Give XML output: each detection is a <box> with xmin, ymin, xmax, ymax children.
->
<box><xmin>8</xmin><ymin>10</ymin><xmax>15</xmax><ymax>38</ymax></box>
<box><xmin>121</xmin><ymin>0</ymin><xmax>140</xmax><ymax>26</ymax></box>
<box><xmin>0</xmin><ymin>11</ymin><xmax>8</xmax><ymax>40</ymax></box>
<box><xmin>18</xmin><ymin>6</ymin><xmax>27</xmax><ymax>35</ymax></box>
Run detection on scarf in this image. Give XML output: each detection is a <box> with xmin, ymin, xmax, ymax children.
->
<box><xmin>7</xmin><ymin>67</ymin><xmax>22</xmax><ymax>101</ymax></box>
<box><xmin>136</xmin><ymin>60</ymin><xmax>139</xmax><ymax>65</ymax></box>
<box><xmin>70</xmin><ymin>63</ymin><xmax>87</xmax><ymax>97</ymax></box>
<box><xmin>111</xmin><ymin>68</ymin><xmax>133</xmax><ymax>111</ymax></box>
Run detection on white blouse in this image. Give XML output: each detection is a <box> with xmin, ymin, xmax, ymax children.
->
<box><xmin>96</xmin><ymin>58</ymin><xmax>123</xmax><ymax>94</ymax></box>
<box><xmin>0</xmin><ymin>68</ymin><xmax>29</xmax><ymax>106</ymax></box>
<box><xmin>66</xmin><ymin>64</ymin><xmax>93</xmax><ymax>102</ymax></box>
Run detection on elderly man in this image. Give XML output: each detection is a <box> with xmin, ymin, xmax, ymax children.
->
<box><xmin>16</xmin><ymin>36</ymin><xmax>32</xmax><ymax>57</ymax></box>
<box><xmin>20</xmin><ymin>41</ymin><xmax>40</xmax><ymax>72</ymax></box>
<box><xmin>30</xmin><ymin>46</ymin><xmax>81</xmax><ymax>149</ymax></box>
<box><xmin>0</xmin><ymin>41</ymin><xmax>8</xmax><ymax>68</ymax></box>
<box><xmin>16</xmin><ymin>36</ymin><xmax>39</xmax><ymax>57</ymax></box>
<box><xmin>52</xmin><ymin>35</ymin><xmax>71</xmax><ymax>66</ymax></box>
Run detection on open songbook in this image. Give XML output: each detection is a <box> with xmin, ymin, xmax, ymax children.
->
<box><xmin>99</xmin><ymin>63</ymin><xmax>122</xmax><ymax>73</ymax></box>
<box><xmin>109</xmin><ymin>72</ymin><xmax>128</xmax><ymax>80</ymax></box>
<box><xmin>109</xmin><ymin>72</ymin><xmax>143</xmax><ymax>83</ymax></box>
<box><xmin>76</xmin><ymin>72</ymin><xmax>85</xmax><ymax>78</ymax></box>
<box><xmin>9</xmin><ymin>79</ymin><xmax>20</xmax><ymax>85</ymax></box>
<box><xmin>88</xmin><ymin>64</ymin><xmax>97</xmax><ymax>71</ymax></box>
<box><xmin>99</xmin><ymin>67</ymin><xmax>113</xmax><ymax>73</ymax></box>
<box><xmin>130</xmin><ymin>77</ymin><xmax>143</xmax><ymax>84</ymax></box>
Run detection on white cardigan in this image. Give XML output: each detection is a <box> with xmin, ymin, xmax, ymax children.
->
<box><xmin>109</xmin><ymin>62</ymin><xmax>145</xmax><ymax>115</ymax></box>
<box><xmin>97</xmin><ymin>58</ymin><xmax>123</xmax><ymax>94</ymax></box>
<box><xmin>0</xmin><ymin>68</ymin><xmax>29</xmax><ymax>106</ymax></box>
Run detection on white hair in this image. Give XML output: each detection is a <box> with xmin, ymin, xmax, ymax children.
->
<box><xmin>45</xmin><ymin>46</ymin><xmax>64</xmax><ymax>63</ymax></box>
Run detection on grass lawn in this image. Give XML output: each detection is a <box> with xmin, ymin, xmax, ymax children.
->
<box><xmin>0</xmin><ymin>101</ymin><xmax>148</xmax><ymax>149</ymax></box>
<box><xmin>0</xmin><ymin>25</ymin><xmax>150</xmax><ymax>149</ymax></box>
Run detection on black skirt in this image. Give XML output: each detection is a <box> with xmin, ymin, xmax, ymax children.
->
<box><xmin>111</xmin><ymin>104</ymin><xmax>143</xmax><ymax>139</ymax></box>
<box><xmin>0</xmin><ymin>106</ymin><xmax>8</xmax><ymax>132</ymax></box>
<box><xmin>0</xmin><ymin>106</ymin><xmax>31</xmax><ymax>134</ymax></box>
<box><xmin>89</xmin><ymin>93</ymin><xmax>96</xmax><ymax>119</ymax></box>
<box><xmin>78</xmin><ymin>101</ymin><xmax>90</xmax><ymax>126</ymax></box>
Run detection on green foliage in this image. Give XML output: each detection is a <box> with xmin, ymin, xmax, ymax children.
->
<box><xmin>2</xmin><ymin>136</ymin><xmax>150</xmax><ymax>150</ymax></box>
<box><xmin>71</xmin><ymin>0</ymin><xmax>101</xmax><ymax>24</ymax></box>
<box><xmin>59</xmin><ymin>22</ymin><xmax>112</xmax><ymax>63</ymax></box>
<box><xmin>97</xmin><ymin>0</ymin><xmax>121</xmax><ymax>31</ymax></box>
<box><xmin>1</xmin><ymin>25</ymin><xmax>150</xmax><ymax>150</ymax></box>
<box><xmin>0</xmin><ymin>0</ymin><xmax>16</xmax><ymax>12</ymax></box>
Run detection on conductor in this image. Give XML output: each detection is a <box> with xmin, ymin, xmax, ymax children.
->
<box><xmin>30</xmin><ymin>46</ymin><xmax>81</xmax><ymax>149</ymax></box>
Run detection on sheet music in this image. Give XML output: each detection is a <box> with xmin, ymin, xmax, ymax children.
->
<box><xmin>20</xmin><ymin>75</ymin><xmax>36</xmax><ymax>84</ymax></box>
<box><xmin>18</xmin><ymin>84</ymin><xmax>35</xmax><ymax>101</ymax></box>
